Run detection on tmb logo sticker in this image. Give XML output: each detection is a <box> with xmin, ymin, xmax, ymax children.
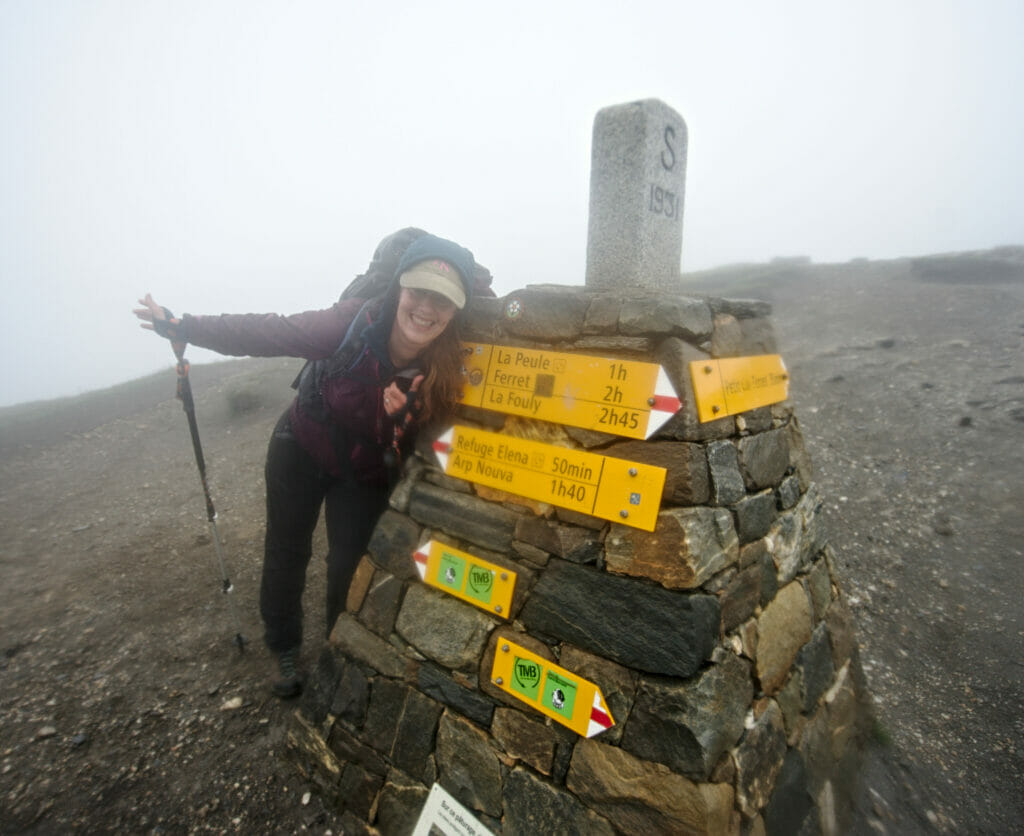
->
<box><xmin>511</xmin><ymin>657</ymin><xmax>542</xmax><ymax>700</ymax></box>
<box><xmin>465</xmin><ymin>565</ymin><xmax>493</xmax><ymax>604</ymax></box>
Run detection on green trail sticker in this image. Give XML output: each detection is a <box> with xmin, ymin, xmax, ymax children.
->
<box><xmin>542</xmin><ymin>670</ymin><xmax>578</xmax><ymax>716</ymax></box>
<box><xmin>464</xmin><ymin>565</ymin><xmax>494</xmax><ymax>604</ymax></box>
<box><xmin>511</xmin><ymin>657</ymin><xmax>542</xmax><ymax>700</ymax></box>
<box><xmin>437</xmin><ymin>552</ymin><xmax>465</xmax><ymax>590</ymax></box>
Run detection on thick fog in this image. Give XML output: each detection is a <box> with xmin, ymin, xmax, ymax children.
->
<box><xmin>2</xmin><ymin>0</ymin><xmax>1023</xmax><ymax>407</ymax></box>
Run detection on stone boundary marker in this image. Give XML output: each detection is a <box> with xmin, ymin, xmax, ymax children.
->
<box><xmin>586</xmin><ymin>98</ymin><xmax>688</xmax><ymax>290</ymax></box>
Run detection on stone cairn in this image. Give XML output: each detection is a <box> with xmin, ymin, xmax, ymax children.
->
<box><xmin>288</xmin><ymin>100</ymin><xmax>870</xmax><ymax>835</ymax></box>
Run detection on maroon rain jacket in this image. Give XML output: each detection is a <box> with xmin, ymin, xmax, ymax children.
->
<box><xmin>181</xmin><ymin>298</ymin><xmax>413</xmax><ymax>485</ymax></box>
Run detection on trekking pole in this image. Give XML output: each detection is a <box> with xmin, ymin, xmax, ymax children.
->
<box><xmin>170</xmin><ymin>338</ymin><xmax>247</xmax><ymax>653</ymax></box>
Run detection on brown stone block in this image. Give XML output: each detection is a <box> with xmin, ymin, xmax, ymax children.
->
<box><xmin>346</xmin><ymin>555</ymin><xmax>375</xmax><ymax>614</ymax></box>
<box><xmin>491</xmin><ymin>707</ymin><xmax>556</xmax><ymax>775</ymax></box>
<box><xmin>567</xmin><ymin>738</ymin><xmax>733</xmax><ymax>835</ymax></box>
<box><xmin>606</xmin><ymin>507</ymin><xmax>738</xmax><ymax>590</ymax></box>
<box><xmin>755</xmin><ymin>581</ymin><xmax>813</xmax><ymax>695</ymax></box>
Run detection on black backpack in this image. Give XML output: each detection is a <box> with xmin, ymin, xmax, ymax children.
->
<box><xmin>292</xmin><ymin>228</ymin><xmax>495</xmax><ymax>421</ymax></box>
<box><xmin>340</xmin><ymin>226</ymin><xmax>496</xmax><ymax>302</ymax></box>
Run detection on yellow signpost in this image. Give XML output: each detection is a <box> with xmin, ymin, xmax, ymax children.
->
<box><xmin>490</xmin><ymin>639</ymin><xmax>614</xmax><ymax>738</ymax></box>
<box><xmin>689</xmin><ymin>355</ymin><xmax>789</xmax><ymax>422</ymax></box>
<box><xmin>433</xmin><ymin>425</ymin><xmax>665</xmax><ymax>531</ymax></box>
<box><xmin>412</xmin><ymin>540</ymin><xmax>516</xmax><ymax>619</ymax></box>
<box><xmin>460</xmin><ymin>342</ymin><xmax>681</xmax><ymax>439</ymax></box>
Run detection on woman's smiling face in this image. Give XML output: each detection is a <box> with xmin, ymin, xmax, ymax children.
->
<box><xmin>392</xmin><ymin>286</ymin><xmax>457</xmax><ymax>355</ymax></box>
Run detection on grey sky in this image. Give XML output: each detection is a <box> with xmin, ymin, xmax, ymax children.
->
<box><xmin>2</xmin><ymin>0</ymin><xmax>1022</xmax><ymax>407</ymax></box>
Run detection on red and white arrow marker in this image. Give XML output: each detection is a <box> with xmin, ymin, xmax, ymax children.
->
<box><xmin>432</xmin><ymin>427</ymin><xmax>454</xmax><ymax>471</ymax></box>
<box><xmin>587</xmin><ymin>689</ymin><xmax>615</xmax><ymax>738</ymax></box>
<box><xmin>643</xmin><ymin>367</ymin><xmax>683</xmax><ymax>438</ymax></box>
<box><xmin>413</xmin><ymin>545</ymin><xmax>429</xmax><ymax>580</ymax></box>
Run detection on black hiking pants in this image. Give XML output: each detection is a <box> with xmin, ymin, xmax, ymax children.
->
<box><xmin>260</xmin><ymin>416</ymin><xmax>390</xmax><ymax>653</ymax></box>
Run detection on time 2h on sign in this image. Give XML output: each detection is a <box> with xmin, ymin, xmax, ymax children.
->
<box><xmin>597</xmin><ymin>362</ymin><xmax>641</xmax><ymax>432</ymax></box>
<box><xmin>648</xmin><ymin>124</ymin><xmax>680</xmax><ymax>220</ymax></box>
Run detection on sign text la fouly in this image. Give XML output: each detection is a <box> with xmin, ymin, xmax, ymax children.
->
<box><xmin>460</xmin><ymin>343</ymin><xmax>681</xmax><ymax>440</ymax></box>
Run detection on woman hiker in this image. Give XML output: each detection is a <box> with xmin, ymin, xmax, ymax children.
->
<box><xmin>134</xmin><ymin>232</ymin><xmax>479</xmax><ymax>698</ymax></box>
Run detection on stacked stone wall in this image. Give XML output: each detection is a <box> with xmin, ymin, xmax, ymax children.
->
<box><xmin>288</xmin><ymin>284</ymin><xmax>870</xmax><ymax>835</ymax></box>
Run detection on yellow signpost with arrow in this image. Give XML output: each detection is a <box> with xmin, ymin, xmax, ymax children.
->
<box><xmin>490</xmin><ymin>638</ymin><xmax>614</xmax><ymax>738</ymax></box>
<box><xmin>433</xmin><ymin>425</ymin><xmax>665</xmax><ymax>531</ymax></box>
<box><xmin>460</xmin><ymin>342</ymin><xmax>681</xmax><ymax>439</ymax></box>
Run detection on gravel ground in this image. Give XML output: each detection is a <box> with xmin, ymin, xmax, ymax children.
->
<box><xmin>1</xmin><ymin>251</ymin><xmax>1021</xmax><ymax>833</ymax></box>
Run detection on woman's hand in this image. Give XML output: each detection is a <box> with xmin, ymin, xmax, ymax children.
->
<box><xmin>133</xmin><ymin>293</ymin><xmax>167</xmax><ymax>330</ymax></box>
<box><xmin>133</xmin><ymin>293</ymin><xmax>186</xmax><ymax>341</ymax></box>
<box><xmin>383</xmin><ymin>375</ymin><xmax>424</xmax><ymax>418</ymax></box>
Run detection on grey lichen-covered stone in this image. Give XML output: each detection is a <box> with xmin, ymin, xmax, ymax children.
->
<box><xmin>514</xmin><ymin>516</ymin><xmax>604</xmax><ymax>565</ymax></box>
<box><xmin>388</xmin><ymin>456</ymin><xmax>427</xmax><ymax>514</ymax></box>
<box><xmin>824</xmin><ymin>597</ymin><xmax>857</xmax><ymax>669</ymax></box>
<box><xmin>606</xmin><ymin>439</ymin><xmax>709</xmax><ymax>506</ymax></box>
<box><xmin>738</xmin><ymin>316</ymin><xmax>778</xmax><ymax>354</ymax></box>
<box><xmin>711</xmin><ymin>312</ymin><xmax>744</xmax><ymax>357</ymax></box>
<box><xmin>721</xmin><ymin>563</ymin><xmax>763</xmax><ymax>633</ymax></box>
<box><xmin>491</xmin><ymin>708</ymin><xmax>556</xmax><ymax>775</ymax></box>
<box><xmin>768</xmin><ymin>484</ymin><xmax>827</xmax><ymax>584</ymax></box>
<box><xmin>805</xmin><ymin>556</ymin><xmax>833</xmax><ymax>622</ymax></box>
<box><xmin>796</xmin><ymin>624</ymin><xmax>836</xmax><ymax>713</ymax></box>
<box><xmin>408</xmin><ymin>482</ymin><xmax>520</xmax><ymax>552</ymax></box>
<box><xmin>763</xmin><ymin>749</ymin><xmax>815</xmax><ymax>836</ymax></box>
<box><xmin>559</xmin><ymin>644</ymin><xmax>638</xmax><ymax>746</ymax></box>
<box><xmin>374</xmin><ymin>769</ymin><xmax>430</xmax><ymax>836</ymax></box>
<box><xmin>707</xmin><ymin>440</ymin><xmax>747</xmax><ymax>505</ymax></box>
<box><xmin>737</xmin><ymin>428</ymin><xmax>790</xmax><ymax>490</ymax></box>
<box><xmin>357</xmin><ymin>570</ymin><xmax>404</xmax><ymax>638</ymax></box>
<box><xmin>519</xmin><ymin>559</ymin><xmax>719</xmax><ymax>677</ymax></box>
<box><xmin>326</xmin><ymin>723</ymin><xmax>389</xmax><ymax>778</ymax></box>
<box><xmin>777</xmin><ymin>474</ymin><xmax>802</xmax><ymax>510</ymax></box>
<box><xmin>785</xmin><ymin>415</ymin><xmax>814</xmax><ymax>491</ymax></box>
<box><xmin>329</xmin><ymin>655</ymin><xmax>370</xmax><ymax>726</ymax></box>
<box><xmin>329</xmin><ymin>613</ymin><xmax>412</xmax><ymax>680</ymax></box>
<box><xmin>417</xmin><ymin>663</ymin><xmax>496</xmax><ymax>728</ymax></box>
<box><xmin>737</xmin><ymin>406</ymin><xmax>774</xmax><ymax>434</ymax></box>
<box><xmin>653</xmin><ymin>337</ymin><xmax>735</xmax><ymax>442</ymax></box>
<box><xmin>618</xmin><ymin>295</ymin><xmax>712</xmax><ymax>341</ymax></box>
<box><xmin>497</xmin><ymin>286</ymin><xmax>591</xmax><ymax>340</ymax></box>
<box><xmin>366</xmin><ymin>510</ymin><xmax>423</xmax><ymax>581</ymax></box>
<box><xmin>740</xmin><ymin>536</ymin><xmax>770</xmax><ymax>569</ymax></box>
<box><xmin>395</xmin><ymin>584</ymin><xmax>496</xmax><ymax>673</ymax></box>
<box><xmin>760</xmin><ymin>549</ymin><xmax>780</xmax><ymax>607</ymax></box>
<box><xmin>336</xmin><ymin>762</ymin><xmax>383</xmax><ymax>819</ymax></box>
<box><xmin>569</xmin><ymin>335</ymin><xmax>655</xmax><ymax>355</ymax></box>
<box><xmin>620</xmin><ymin>651</ymin><xmax>752</xmax><ymax>780</ymax></box>
<box><xmin>362</xmin><ymin>678</ymin><xmax>443</xmax><ymax>781</ymax></box>
<box><xmin>734</xmin><ymin>700</ymin><xmax>788</xmax><ymax>817</ymax></box>
<box><xmin>503</xmin><ymin>767</ymin><xmax>616</xmax><ymax>836</ymax></box>
<box><xmin>568</xmin><ymin>739</ymin><xmax>734</xmax><ymax>835</ymax></box>
<box><xmin>606</xmin><ymin>507</ymin><xmax>739</xmax><ymax>589</ymax></box>
<box><xmin>705</xmin><ymin>296</ymin><xmax>773</xmax><ymax>320</ymax></box>
<box><xmin>733</xmin><ymin>489</ymin><xmax>777</xmax><ymax>543</ymax></box>
<box><xmin>435</xmin><ymin>712</ymin><xmax>503</xmax><ymax>818</ymax></box>
<box><xmin>586</xmin><ymin>98</ymin><xmax>688</xmax><ymax>291</ymax></box>
<box><xmin>776</xmin><ymin>671</ymin><xmax>805</xmax><ymax>737</ymax></box>
<box><xmin>756</xmin><ymin>581</ymin><xmax>813</xmax><ymax>695</ymax></box>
